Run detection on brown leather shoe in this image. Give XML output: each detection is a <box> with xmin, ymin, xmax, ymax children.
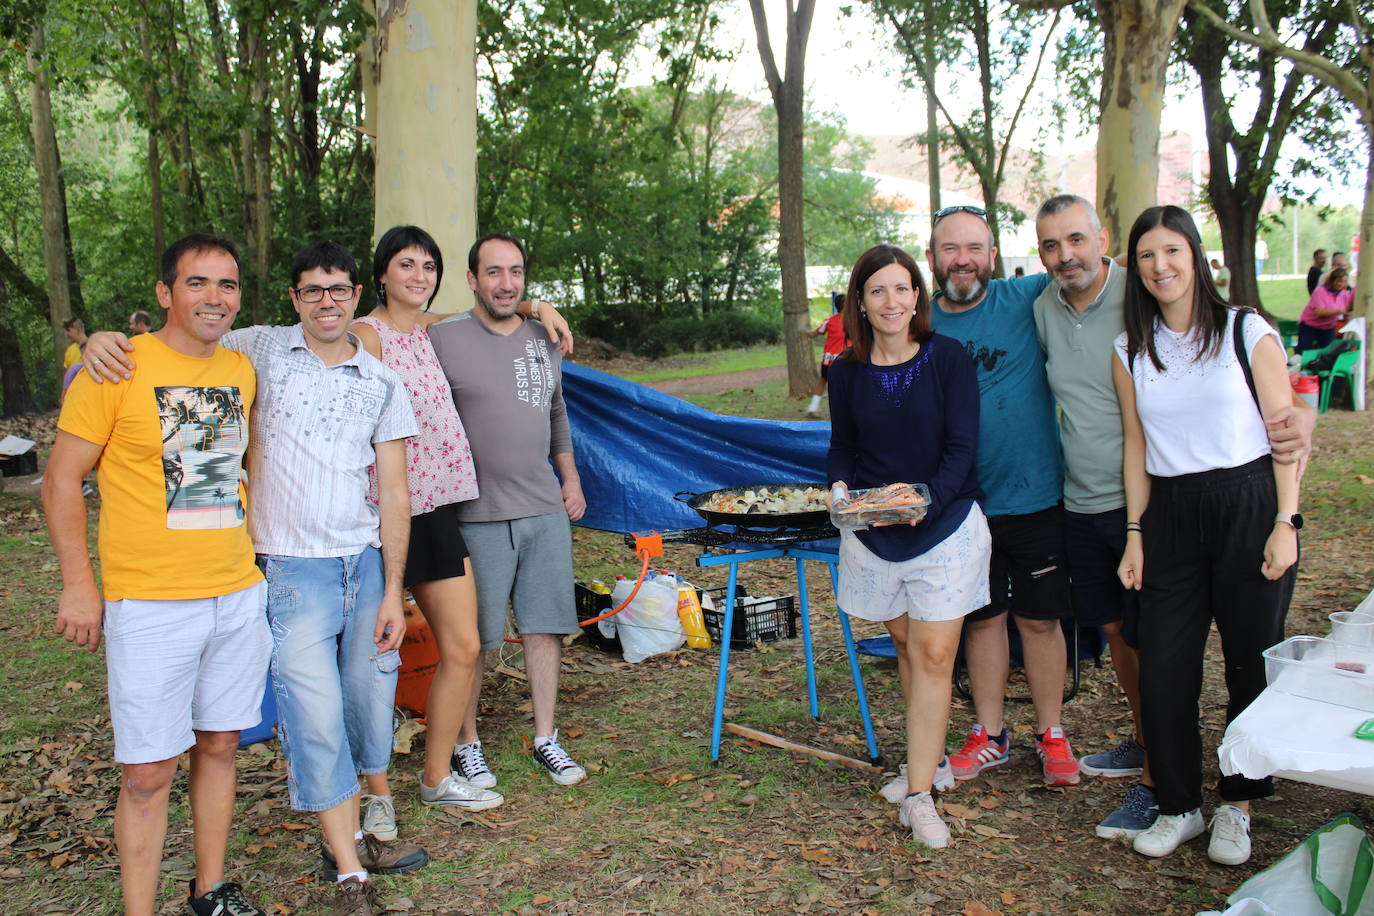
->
<box><xmin>332</xmin><ymin>876</ymin><xmax>379</xmax><ymax>916</ymax></box>
<box><xmin>321</xmin><ymin>833</ymin><xmax>430</xmax><ymax>879</ymax></box>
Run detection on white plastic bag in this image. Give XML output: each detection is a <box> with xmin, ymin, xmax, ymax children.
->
<box><xmin>615</xmin><ymin>576</ymin><xmax>685</xmax><ymax>663</ymax></box>
<box><xmin>1198</xmin><ymin>814</ymin><xmax>1374</xmax><ymax>916</ymax></box>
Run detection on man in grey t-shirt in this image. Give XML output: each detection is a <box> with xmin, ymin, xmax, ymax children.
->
<box><xmin>428</xmin><ymin>233</ymin><xmax>589</xmax><ymax>790</ymax></box>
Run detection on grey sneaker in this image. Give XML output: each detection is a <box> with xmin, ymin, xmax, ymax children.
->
<box><xmin>1207</xmin><ymin>805</ymin><xmax>1252</xmax><ymax>866</ymax></box>
<box><xmin>360</xmin><ymin>794</ymin><xmax>397</xmax><ymax>841</ymax></box>
<box><xmin>1079</xmin><ymin>739</ymin><xmax>1146</xmax><ymax>778</ymax></box>
<box><xmin>419</xmin><ymin>773</ymin><xmax>504</xmax><ymax>811</ymax></box>
<box><xmin>898</xmin><ymin>792</ymin><xmax>950</xmax><ymax>849</ymax></box>
<box><xmin>532</xmin><ymin>730</ymin><xmax>587</xmax><ymax>786</ymax></box>
<box><xmin>452</xmin><ymin>740</ymin><xmax>497</xmax><ymax>789</ymax></box>
<box><xmin>1095</xmin><ymin>783</ymin><xmax>1159</xmax><ymax>839</ymax></box>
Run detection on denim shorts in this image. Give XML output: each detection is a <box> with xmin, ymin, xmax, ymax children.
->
<box><xmin>104</xmin><ymin>580</ymin><xmax>270</xmax><ymax>765</ymax></box>
<box><xmin>459</xmin><ymin>512</ymin><xmax>578</xmax><ymax>650</ymax></box>
<box><xmin>261</xmin><ymin>547</ymin><xmax>401</xmax><ymax>812</ymax></box>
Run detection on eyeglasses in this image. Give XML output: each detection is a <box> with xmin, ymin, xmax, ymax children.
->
<box><xmin>292</xmin><ymin>284</ymin><xmax>356</xmax><ymax>303</ymax></box>
<box><xmin>932</xmin><ymin>205</ymin><xmax>988</xmax><ymax>226</ymax></box>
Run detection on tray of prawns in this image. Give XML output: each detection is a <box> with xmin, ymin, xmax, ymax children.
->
<box><xmin>829</xmin><ymin>482</ymin><xmax>931</xmax><ymax>529</ymax></box>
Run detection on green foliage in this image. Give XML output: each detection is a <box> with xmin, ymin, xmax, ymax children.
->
<box><xmin>476</xmin><ymin>0</ymin><xmax>900</xmax><ymax>356</ymax></box>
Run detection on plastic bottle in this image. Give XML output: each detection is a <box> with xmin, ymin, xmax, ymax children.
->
<box><xmin>675</xmin><ymin>576</ymin><xmax>712</xmax><ymax>649</ymax></box>
<box><xmin>588</xmin><ymin>579</ymin><xmax>612</xmax><ymax>596</ymax></box>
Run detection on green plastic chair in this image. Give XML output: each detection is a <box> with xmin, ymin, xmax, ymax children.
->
<box><xmin>1277</xmin><ymin>319</ymin><xmax>1300</xmax><ymax>353</ymax></box>
<box><xmin>1318</xmin><ymin>342</ymin><xmax>1362</xmax><ymax>413</ymax></box>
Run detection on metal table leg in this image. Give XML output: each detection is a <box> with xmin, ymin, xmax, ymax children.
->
<box><xmin>707</xmin><ymin>559</ymin><xmax>741</xmax><ymax>762</ymax></box>
<box><xmin>795</xmin><ymin>556</ymin><xmax>820</xmax><ymax>719</ymax></box>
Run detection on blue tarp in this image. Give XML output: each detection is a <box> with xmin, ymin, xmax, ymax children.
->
<box><xmin>561</xmin><ymin>361</ymin><xmax>830</xmax><ymax>533</ymax></box>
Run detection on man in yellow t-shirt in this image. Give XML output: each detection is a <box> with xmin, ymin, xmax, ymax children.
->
<box><xmin>42</xmin><ymin>234</ymin><xmax>270</xmax><ymax>916</ymax></box>
<box><xmin>62</xmin><ymin>317</ymin><xmax>87</xmax><ymax>369</ymax></box>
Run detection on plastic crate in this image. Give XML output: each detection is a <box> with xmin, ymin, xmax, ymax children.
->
<box><xmin>701</xmin><ymin>584</ymin><xmax>798</xmax><ymax>650</ymax></box>
<box><xmin>575</xmin><ymin>582</ymin><xmax>622</xmax><ymax>652</ymax></box>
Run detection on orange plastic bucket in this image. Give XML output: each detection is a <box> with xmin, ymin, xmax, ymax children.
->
<box><xmin>395</xmin><ymin>601</ymin><xmax>438</xmax><ymax>716</ymax></box>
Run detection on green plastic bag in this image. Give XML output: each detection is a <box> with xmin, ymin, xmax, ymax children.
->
<box><xmin>1202</xmin><ymin>814</ymin><xmax>1374</xmax><ymax>916</ymax></box>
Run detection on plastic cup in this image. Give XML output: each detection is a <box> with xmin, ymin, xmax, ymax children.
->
<box><xmin>1329</xmin><ymin>611</ymin><xmax>1374</xmax><ymax>647</ymax></box>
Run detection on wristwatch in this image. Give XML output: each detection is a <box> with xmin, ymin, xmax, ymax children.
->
<box><xmin>1274</xmin><ymin>512</ymin><xmax>1304</xmax><ymax>530</ymax></box>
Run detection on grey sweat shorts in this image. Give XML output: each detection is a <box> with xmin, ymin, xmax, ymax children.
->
<box><xmin>459</xmin><ymin>511</ymin><xmax>579</xmax><ymax>650</ymax></box>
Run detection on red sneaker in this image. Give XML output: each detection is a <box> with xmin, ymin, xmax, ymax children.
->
<box><xmin>1036</xmin><ymin>726</ymin><xmax>1081</xmax><ymax>786</ymax></box>
<box><xmin>949</xmin><ymin>724</ymin><xmax>1010</xmax><ymax>781</ymax></box>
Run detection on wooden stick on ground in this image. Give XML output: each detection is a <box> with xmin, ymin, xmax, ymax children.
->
<box><xmin>723</xmin><ymin>723</ymin><xmax>882</xmax><ymax>773</ymax></box>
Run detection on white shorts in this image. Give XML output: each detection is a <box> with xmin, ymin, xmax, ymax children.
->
<box><xmin>104</xmin><ymin>580</ymin><xmax>270</xmax><ymax>764</ymax></box>
<box><xmin>837</xmin><ymin>504</ymin><xmax>992</xmax><ymax>623</ymax></box>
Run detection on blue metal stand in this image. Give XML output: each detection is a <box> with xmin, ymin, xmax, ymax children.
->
<box><xmin>698</xmin><ymin>543</ymin><xmax>880</xmax><ymax>764</ymax></box>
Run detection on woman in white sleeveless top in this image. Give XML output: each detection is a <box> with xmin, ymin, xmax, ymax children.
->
<box><xmin>1111</xmin><ymin>206</ymin><xmax>1299</xmax><ymax>867</ymax></box>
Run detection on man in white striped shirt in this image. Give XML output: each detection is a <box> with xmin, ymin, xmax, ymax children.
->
<box><xmin>83</xmin><ymin>242</ymin><xmax>427</xmax><ymax>915</ymax></box>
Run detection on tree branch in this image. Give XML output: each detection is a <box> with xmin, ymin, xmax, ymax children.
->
<box><xmin>747</xmin><ymin>0</ymin><xmax>784</xmax><ymax>106</ymax></box>
<box><xmin>1187</xmin><ymin>0</ymin><xmax>1363</xmax><ymax>103</ymax></box>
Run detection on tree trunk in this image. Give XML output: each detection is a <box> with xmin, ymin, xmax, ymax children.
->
<box><xmin>1357</xmin><ymin>141</ymin><xmax>1373</xmax><ymax>323</ymax></box>
<box><xmin>924</xmin><ymin>51</ymin><xmax>940</xmax><ymax>229</ymax></box>
<box><xmin>749</xmin><ymin>0</ymin><xmax>818</xmax><ymax>398</ymax></box>
<box><xmin>0</xmin><ymin>313</ymin><xmax>37</xmax><ymax>418</ymax></box>
<box><xmin>27</xmin><ymin>22</ymin><xmax>74</xmax><ymax>367</ymax></box>
<box><xmin>368</xmin><ymin>0</ymin><xmax>479</xmax><ymax>314</ymax></box>
<box><xmin>1094</xmin><ymin>0</ymin><xmax>1187</xmax><ymax>253</ymax></box>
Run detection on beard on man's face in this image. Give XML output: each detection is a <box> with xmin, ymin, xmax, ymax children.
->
<box><xmin>936</xmin><ymin>262</ymin><xmax>992</xmax><ymax>305</ymax></box>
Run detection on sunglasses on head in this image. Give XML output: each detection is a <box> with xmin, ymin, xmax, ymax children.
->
<box><xmin>932</xmin><ymin>205</ymin><xmax>988</xmax><ymax>226</ymax></box>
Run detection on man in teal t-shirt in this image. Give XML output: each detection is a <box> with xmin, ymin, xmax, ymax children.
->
<box><xmin>926</xmin><ymin>206</ymin><xmax>1079</xmax><ymax>789</ymax></box>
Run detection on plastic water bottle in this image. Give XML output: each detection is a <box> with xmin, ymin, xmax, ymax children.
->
<box><xmin>675</xmin><ymin>576</ymin><xmax>712</xmax><ymax>649</ymax></box>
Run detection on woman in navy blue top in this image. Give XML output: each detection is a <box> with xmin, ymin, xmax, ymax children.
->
<box><xmin>827</xmin><ymin>244</ymin><xmax>988</xmax><ymax>848</ymax></box>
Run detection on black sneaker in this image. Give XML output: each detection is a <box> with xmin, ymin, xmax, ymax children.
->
<box><xmin>531</xmin><ymin>730</ymin><xmax>587</xmax><ymax>786</ymax></box>
<box><xmin>188</xmin><ymin>879</ymin><xmax>267</xmax><ymax>916</ymax></box>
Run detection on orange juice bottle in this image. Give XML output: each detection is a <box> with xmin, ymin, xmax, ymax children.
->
<box><xmin>676</xmin><ymin>576</ymin><xmax>712</xmax><ymax>649</ymax></box>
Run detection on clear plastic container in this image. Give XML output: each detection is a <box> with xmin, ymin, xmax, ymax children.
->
<box><xmin>829</xmin><ymin>483</ymin><xmax>930</xmax><ymax>529</ymax></box>
<box><xmin>1263</xmin><ymin>636</ymin><xmax>1374</xmax><ymax>711</ymax></box>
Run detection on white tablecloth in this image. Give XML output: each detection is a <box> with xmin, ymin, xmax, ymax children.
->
<box><xmin>1218</xmin><ymin>687</ymin><xmax>1374</xmax><ymax>796</ymax></box>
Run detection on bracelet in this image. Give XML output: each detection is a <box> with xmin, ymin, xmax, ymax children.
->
<box><xmin>1125</xmin><ymin>522</ymin><xmax>1142</xmax><ymax>533</ymax></box>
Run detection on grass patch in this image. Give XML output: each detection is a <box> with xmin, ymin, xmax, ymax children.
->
<box><xmin>1257</xmin><ymin>277</ymin><xmax>1310</xmax><ymax>318</ymax></box>
<box><xmin>679</xmin><ymin>379</ymin><xmax>813</xmax><ymax>421</ymax></box>
<box><xmin>622</xmin><ymin>345</ymin><xmax>788</xmax><ymax>383</ymax></box>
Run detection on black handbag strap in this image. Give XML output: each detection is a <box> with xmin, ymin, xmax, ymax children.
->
<box><xmin>1232</xmin><ymin>307</ymin><xmax>1261</xmax><ymax>413</ymax></box>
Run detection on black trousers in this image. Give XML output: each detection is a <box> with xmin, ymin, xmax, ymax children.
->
<box><xmin>1137</xmin><ymin>456</ymin><xmax>1297</xmax><ymax>815</ymax></box>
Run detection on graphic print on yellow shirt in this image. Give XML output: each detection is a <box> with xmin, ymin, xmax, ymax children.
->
<box><xmin>57</xmin><ymin>334</ymin><xmax>260</xmax><ymax>601</ymax></box>
<box><xmin>155</xmin><ymin>385</ymin><xmax>248</xmax><ymax>529</ymax></box>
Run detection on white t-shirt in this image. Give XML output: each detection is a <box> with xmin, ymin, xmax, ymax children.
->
<box><xmin>1113</xmin><ymin>309</ymin><xmax>1280</xmax><ymax>477</ymax></box>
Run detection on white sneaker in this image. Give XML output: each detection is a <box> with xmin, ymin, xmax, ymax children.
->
<box><xmin>898</xmin><ymin>792</ymin><xmax>950</xmax><ymax>849</ymax></box>
<box><xmin>451</xmin><ymin>740</ymin><xmax>497</xmax><ymax>789</ymax></box>
<box><xmin>418</xmin><ymin>773</ymin><xmax>504</xmax><ymax>811</ymax></box>
<box><xmin>360</xmin><ymin>793</ymin><xmax>397</xmax><ymax>841</ymax></box>
<box><xmin>879</xmin><ymin>765</ymin><xmax>909</xmax><ymax>803</ymax></box>
<box><xmin>1132</xmin><ymin>809</ymin><xmax>1204</xmax><ymax>858</ymax></box>
<box><xmin>879</xmin><ymin>758</ymin><xmax>954</xmax><ymax>804</ymax></box>
<box><xmin>1207</xmin><ymin>805</ymin><xmax>1252</xmax><ymax>865</ymax></box>
<box><xmin>934</xmin><ymin>756</ymin><xmax>954</xmax><ymax>792</ymax></box>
